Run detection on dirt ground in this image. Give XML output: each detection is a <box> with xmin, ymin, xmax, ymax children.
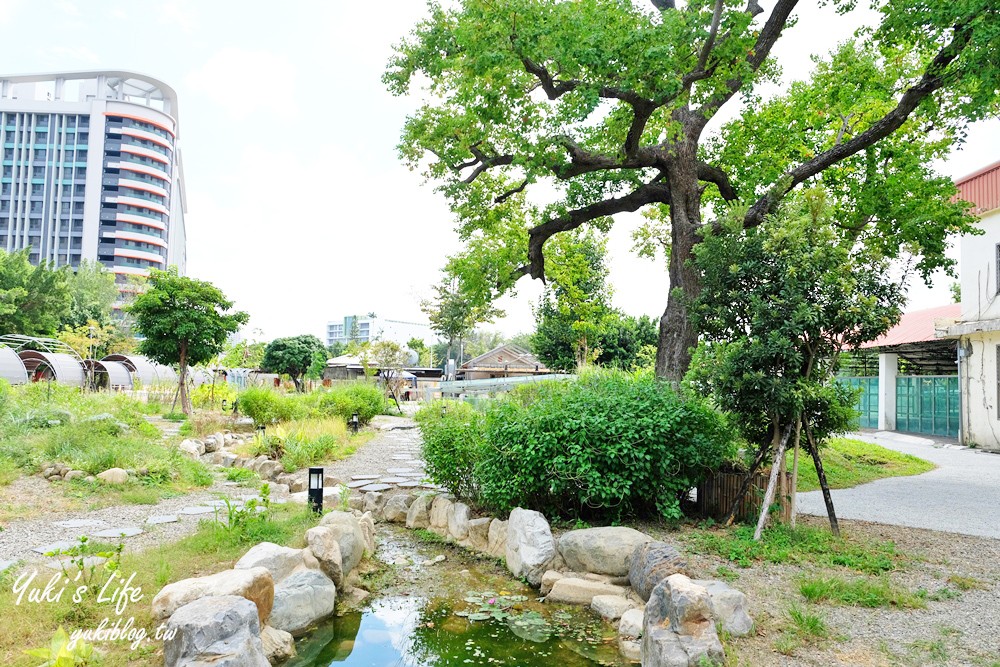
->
<box><xmin>637</xmin><ymin>516</ymin><xmax>1000</xmax><ymax>667</ymax></box>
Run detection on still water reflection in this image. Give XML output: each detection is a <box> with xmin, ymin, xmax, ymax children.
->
<box><xmin>287</xmin><ymin>596</ymin><xmax>628</xmax><ymax>667</ymax></box>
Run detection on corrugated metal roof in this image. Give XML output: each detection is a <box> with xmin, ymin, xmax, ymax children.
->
<box><xmin>861</xmin><ymin>304</ymin><xmax>961</xmax><ymax>348</ymax></box>
<box><xmin>956</xmin><ymin>160</ymin><xmax>1000</xmax><ymax>215</ymax></box>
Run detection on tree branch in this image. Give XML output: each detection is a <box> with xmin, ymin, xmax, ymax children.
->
<box><xmin>462</xmin><ymin>153</ymin><xmax>514</xmax><ymax>183</ymax></box>
<box><xmin>697</xmin><ymin>161</ymin><xmax>738</xmax><ymax>201</ymax></box>
<box><xmin>743</xmin><ymin>21</ymin><xmax>974</xmax><ymax>228</ymax></box>
<box><xmin>495</xmin><ymin>179</ymin><xmax>529</xmax><ymax>204</ymax></box>
<box><xmin>697</xmin><ymin>0</ymin><xmax>801</xmax><ymax>119</ymax></box>
<box><xmin>521</xmin><ymin>182</ymin><xmax>671</xmax><ymax>280</ymax></box>
<box><xmin>696</xmin><ymin>0</ymin><xmax>726</xmax><ymax>75</ymax></box>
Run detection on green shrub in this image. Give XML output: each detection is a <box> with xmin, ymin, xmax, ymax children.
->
<box><xmin>417</xmin><ymin>370</ymin><xmax>734</xmax><ymax>521</ymax></box>
<box><xmin>316</xmin><ymin>382</ymin><xmax>386</xmax><ymax>425</ymax></box>
<box><xmin>475</xmin><ymin>371</ymin><xmax>734</xmax><ymax>520</ymax></box>
<box><xmin>238</xmin><ymin>387</ymin><xmax>303</xmax><ymax>425</ymax></box>
<box><xmin>415</xmin><ymin>401</ymin><xmax>485</xmax><ymax>500</ymax></box>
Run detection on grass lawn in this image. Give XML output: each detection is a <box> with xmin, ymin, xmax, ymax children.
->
<box><xmin>788</xmin><ymin>437</ymin><xmax>934</xmax><ymax>492</ymax></box>
<box><xmin>0</xmin><ymin>501</ymin><xmax>319</xmax><ymax>667</ymax></box>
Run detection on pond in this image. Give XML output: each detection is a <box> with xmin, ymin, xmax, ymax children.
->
<box><xmin>287</xmin><ymin>595</ymin><xmax>630</xmax><ymax>667</ymax></box>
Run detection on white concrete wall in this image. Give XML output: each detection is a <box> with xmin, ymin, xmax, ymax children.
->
<box><xmin>960</xmin><ymin>209</ymin><xmax>1000</xmax><ymax>321</ymax></box>
<box><xmin>958</xmin><ymin>331</ymin><xmax>1000</xmax><ymax>451</ymax></box>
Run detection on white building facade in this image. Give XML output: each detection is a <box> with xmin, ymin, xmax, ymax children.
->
<box><xmin>326</xmin><ymin>315</ymin><xmax>433</xmax><ymax>348</ymax></box>
<box><xmin>0</xmin><ymin>71</ymin><xmax>187</xmax><ymax>303</ymax></box>
<box><xmin>938</xmin><ymin>160</ymin><xmax>1000</xmax><ymax>450</ymax></box>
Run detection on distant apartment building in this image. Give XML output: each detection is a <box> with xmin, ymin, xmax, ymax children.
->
<box><xmin>0</xmin><ymin>71</ymin><xmax>187</xmax><ymax>305</ymax></box>
<box><xmin>326</xmin><ymin>315</ymin><xmax>433</xmax><ymax>348</ymax></box>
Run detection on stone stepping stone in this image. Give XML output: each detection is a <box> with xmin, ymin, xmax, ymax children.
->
<box><xmin>204</xmin><ymin>499</ymin><xmax>235</xmax><ymax>508</ymax></box>
<box><xmin>351</xmin><ymin>474</ymin><xmax>380</xmax><ymax>480</ymax></box>
<box><xmin>391</xmin><ymin>455</ymin><xmax>413</xmax><ymax>460</ymax></box>
<box><xmin>400</xmin><ymin>473</ymin><xmax>425</xmax><ymax>479</ymax></box>
<box><xmin>386</xmin><ymin>468</ymin><xmax>414</xmax><ymax>474</ymax></box>
<box><xmin>240</xmin><ymin>495</ymin><xmax>262</xmax><ymax>503</ymax></box>
<box><xmin>32</xmin><ymin>541</ymin><xmax>76</xmax><ymax>555</ymax></box>
<box><xmin>146</xmin><ymin>515</ymin><xmax>179</xmax><ymax>525</ymax></box>
<box><xmin>347</xmin><ymin>480</ymin><xmax>372</xmax><ymax>489</ymax></box>
<box><xmin>358</xmin><ymin>483</ymin><xmax>393</xmax><ymax>492</ymax></box>
<box><xmin>180</xmin><ymin>506</ymin><xmax>217</xmax><ymax>515</ymax></box>
<box><xmin>54</xmin><ymin>519</ymin><xmax>108</xmax><ymax>529</ymax></box>
<box><xmin>379</xmin><ymin>477</ymin><xmax>409</xmax><ymax>484</ymax></box>
<box><xmin>0</xmin><ymin>559</ymin><xmax>17</xmax><ymax>572</ymax></box>
<box><xmin>91</xmin><ymin>526</ymin><xmax>143</xmax><ymax>539</ymax></box>
<box><xmin>398</xmin><ymin>481</ymin><xmax>421</xmax><ymax>488</ymax></box>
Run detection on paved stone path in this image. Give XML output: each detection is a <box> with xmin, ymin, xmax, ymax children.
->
<box><xmin>287</xmin><ymin>416</ymin><xmax>442</xmax><ymax>503</ymax></box>
<box><xmin>797</xmin><ymin>430</ymin><xmax>1000</xmax><ymax>539</ymax></box>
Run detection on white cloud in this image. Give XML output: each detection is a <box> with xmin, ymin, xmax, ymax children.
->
<box><xmin>157</xmin><ymin>0</ymin><xmax>199</xmax><ymax>34</ymax></box>
<box><xmin>185</xmin><ymin>48</ymin><xmax>298</xmax><ymax>120</ymax></box>
<box><xmin>0</xmin><ymin>0</ymin><xmax>22</xmax><ymax>24</ymax></box>
<box><xmin>46</xmin><ymin>45</ymin><xmax>100</xmax><ymax>65</ymax></box>
<box><xmin>55</xmin><ymin>0</ymin><xmax>80</xmax><ymax>17</ymax></box>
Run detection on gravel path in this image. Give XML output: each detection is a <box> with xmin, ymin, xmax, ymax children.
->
<box><xmin>0</xmin><ymin>416</ymin><xmax>426</xmax><ymax>572</ymax></box>
<box><xmin>797</xmin><ymin>430</ymin><xmax>1000</xmax><ymax>539</ymax></box>
<box><xmin>0</xmin><ymin>478</ymin><xmax>254</xmax><ymax>570</ymax></box>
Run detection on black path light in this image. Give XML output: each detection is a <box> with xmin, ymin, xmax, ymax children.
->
<box><xmin>350</xmin><ymin>412</ymin><xmax>360</xmax><ymax>434</ymax></box>
<box><xmin>257</xmin><ymin>424</ymin><xmax>266</xmax><ymax>439</ymax></box>
<box><xmin>308</xmin><ymin>467</ymin><xmax>324</xmax><ymax>514</ymax></box>
<box><xmin>221</xmin><ymin>399</ymin><xmax>228</xmax><ymax>412</ymax></box>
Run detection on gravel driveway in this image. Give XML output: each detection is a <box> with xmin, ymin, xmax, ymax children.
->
<box><xmin>797</xmin><ymin>430</ymin><xmax>1000</xmax><ymax>539</ymax></box>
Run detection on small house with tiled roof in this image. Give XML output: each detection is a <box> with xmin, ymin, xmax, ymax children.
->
<box><xmin>459</xmin><ymin>344</ymin><xmax>550</xmax><ymax>380</ymax></box>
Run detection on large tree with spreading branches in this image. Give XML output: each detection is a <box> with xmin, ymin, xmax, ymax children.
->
<box><xmin>387</xmin><ymin>0</ymin><xmax>996</xmax><ymax>380</ymax></box>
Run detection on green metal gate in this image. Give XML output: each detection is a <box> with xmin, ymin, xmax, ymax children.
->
<box><xmin>895</xmin><ymin>376</ymin><xmax>959</xmax><ymax>437</ymax></box>
<box><xmin>840</xmin><ymin>377</ymin><xmax>879</xmax><ymax>429</ymax></box>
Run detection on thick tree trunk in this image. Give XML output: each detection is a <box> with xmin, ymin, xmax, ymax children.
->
<box><xmin>655</xmin><ymin>151</ymin><xmax>703</xmax><ymax>383</ymax></box>
<box><xmin>179</xmin><ymin>345</ymin><xmax>192</xmax><ymax>416</ymax></box>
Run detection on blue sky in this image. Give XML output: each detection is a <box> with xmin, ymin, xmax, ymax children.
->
<box><xmin>1</xmin><ymin>0</ymin><xmax>995</xmax><ymax>341</ymax></box>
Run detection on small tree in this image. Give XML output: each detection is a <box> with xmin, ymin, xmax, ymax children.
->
<box><xmin>261</xmin><ymin>335</ymin><xmax>327</xmax><ymax>392</ymax></box>
<box><xmin>688</xmin><ymin>190</ymin><xmax>905</xmax><ymax>538</ymax></box>
<box><xmin>364</xmin><ymin>340</ymin><xmax>410</xmax><ymax>410</ymax></box>
<box><xmin>128</xmin><ymin>269</ymin><xmax>248</xmax><ymax>415</ymax></box>
<box><xmin>421</xmin><ymin>274</ymin><xmax>503</xmax><ymax>365</ymax></box>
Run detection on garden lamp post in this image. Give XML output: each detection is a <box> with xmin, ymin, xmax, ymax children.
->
<box><xmin>221</xmin><ymin>399</ymin><xmax>228</xmax><ymax>412</ymax></box>
<box><xmin>257</xmin><ymin>424</ymin><xmax>266</xmax><ymax>440</ymax></box>
<box><xmin>308</xmin><ymin>467</ymin><xmax>324</xmax><ymax>514</ymax></box>
<box><xmin>350</xmin><ymin>413</ymin><xmax>360</xmax><ymax>434</ymax></box>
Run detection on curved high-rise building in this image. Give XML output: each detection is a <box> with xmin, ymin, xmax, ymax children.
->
<box><xmin>0</xmin><ymin>71</ymin><xmax>187</xmax><ymax>301</ymax></box>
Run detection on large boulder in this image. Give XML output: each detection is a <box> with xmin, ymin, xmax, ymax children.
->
<box><xmin>545</xmin><ymin>577</ymin><xmax>628</xmax><ymax>605</ymax></box>
<box><xmin>619</xmin><ymin>607</ymin><xmax>645</xmax><ymax>663</ymax></box>
<box><xmin>164</xmin><ymin>595</ymin><xmax>270</xmax><ymax>667</ymax></box>
<box><xmin>152</xmin><ymin>567</ymin><xmax>274</xmax><ymax>626</ymax></box>
<box><xmin>505</xmin><ymin>508</ymin><xmax>556</xmax><ymax>586</ymax></box>
<box><xmin>429</xmin><ymin>496</ymin><xmax>453</xmax><ymax>535</ymax></box>
<box><xmin>559</xmin><ymin>527</ymin><xmax>653</xmax><ymax>576</ymax></box>
<box><xmin>363</xmin><ymin>491</ymin><xmax>386</xmax><ymax>515</ymax></box>
<box><xmin>260</xmin><ymin>625</ymin><xmax>295</xmax><ymax>665</ymax></box>
<box><xmin>630</xmin><ymin>541</ymin><xmax>688</xmax><ymax>602</ymax></box>
<box><xmin>96</xmin><ymin>468</ymin><xmax>129</xmax><ymax>485</ymax></box>
<box><xmin>305</xmin><ymin>526</ymin><xmax>345</xmax><ymax>587</ymax></box>
<box><xmin>487</xmin><ymin>519</ymin><xmax>508</xmax><ymax>558</ymax></box>
<box><xmin>406</xmin><ymin>494</ymin><xmax>432</xmax><ymax>529</ymax></box>
<box><xmin>179</xmin><ymin>439</ymin><xmax>205</xmax><ymax>459</ymax></box>
<box><xmin>467</xmin><ymin>517</ymin><xmax>492</xmax><ymax>552</ymax></box>
<box><xmin>383</xmin><ymin>495</ymin><xmax>413</xmax><ymax>523</ymax></box>
<box><xmin>692</xmin><ymin>579</ymin><xmax>753</xmax><ymax>637</ymax></box>
<box><xmin>591</xmin><ymin>594</ymin><xmax>637</xmax><ymax>622</ymax></box>
<box><xmin>448</xmin><ymin>502</ymin><xmax>471</xmax><ymax>542</ymax></box>
<box><xmin>642</xmin><ymin>575</ymin><xmax>723</xmax><ymax>667</ymax></box>
<box><xmin>269</xmin><ymin>569</ymin><xmax>337</xmax><ymax>636</ymax></box>
<box><xmin>235</xmin><ymin>543</ymin><xmax>310</xmax><ymax>582</ymax></box>
<box><xmin>319</xmin><ymin>511</ymin><xmax>366</xmax><ymax>574</ymax></box>
<box><xmin>358</xmin><ymin>512</ymin><xmax>377</xmax><ymax>556</ymax></box>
